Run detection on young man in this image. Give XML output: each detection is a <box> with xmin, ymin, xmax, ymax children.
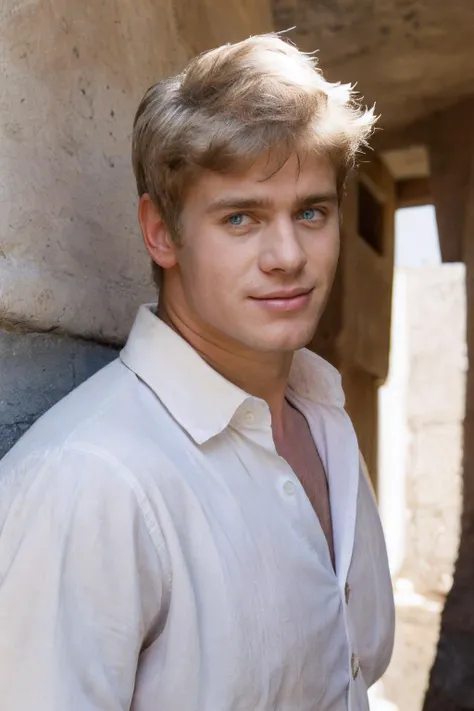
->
<box><xmin>0</xmin><ymin>34</ymin><xmax>394</xmax><ymax>710</ymax></box>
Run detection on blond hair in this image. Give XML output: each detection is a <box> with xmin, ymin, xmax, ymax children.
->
<box><xmin>132</xmin><ymin>34</ymin><xmax>376</xmax><ymax>283</ymax></box>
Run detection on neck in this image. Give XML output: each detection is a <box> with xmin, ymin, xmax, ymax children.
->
<box><xmin>158</xmin><ymin>299</ymin><xmax>293</xmax><ymax>433</ymax></box>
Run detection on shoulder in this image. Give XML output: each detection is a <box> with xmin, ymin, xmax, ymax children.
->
<box><xmin>0</xmin><ymin>351</ymin><xmax>189</xmax><ymax>554</ymax></box>
<box><xmin>0</xmin><ymin>441</ymin><xmax>168</xmax><ymax>570</ymax></box>
<box><xmin>1</xmin><ymin>355</ymin><xmax>172</xmax><ymax>481</ymax></box>
<box><xmin>1</xmin><ymin>359</ymin><xmax>127</xmax><ymax>464</ymax></box>
<box><xmin>0</xmin><ymin>358</ymin><xmax>176</xmax><ymax>552</ymax></box>
<box><xmin>0</xmin><ymin>441</ymin><xmax>141</xmax><ymax>519</ymax></box>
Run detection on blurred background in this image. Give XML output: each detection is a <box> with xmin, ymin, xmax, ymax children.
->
<box><xmin>1</xmin><ymin>2</ymin><xmax>473</xmax><ymax>709</ymax></box>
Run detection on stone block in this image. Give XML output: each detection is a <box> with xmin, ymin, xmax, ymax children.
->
<box><xmin>405</xmin><ymin>422</ymin><xmax>462</xmax><ymax>595</ymax></box>
<box><xmin>0</xmin><ymin>328</ymin><xmax>117</xmax><ymax>458</ymax></box>
<box><xmin>405</xmin><ymin>265</ymin><xmax>467</xmax><ymax>426</ymax></box>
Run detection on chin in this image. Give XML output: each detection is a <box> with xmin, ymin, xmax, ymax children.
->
<box><xmin>246</xmin><ymin>322</ymin><xmax>316</xmax><ymax>353</ymax></box>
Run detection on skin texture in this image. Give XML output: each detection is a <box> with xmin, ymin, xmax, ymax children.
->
<box><xmin>139</xmin><ymin>151</ymin><xmax>340</xmax><ymax>566</ymax></box>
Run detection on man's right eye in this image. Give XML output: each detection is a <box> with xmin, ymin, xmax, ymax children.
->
<box><xmin>227</xmin><ymin>213</ymin><xmax>246</xmax><ymax>226</ymax></box>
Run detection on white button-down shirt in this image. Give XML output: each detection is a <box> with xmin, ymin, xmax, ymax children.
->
<box><xmin>0</xmin><ymin>304</ymin><xmax>394</xmax><ymax>711</ymax></box>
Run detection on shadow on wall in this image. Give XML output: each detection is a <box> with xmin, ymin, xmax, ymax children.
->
<box><xmin>0</xmin><ymin>329</ymin><xmax>117</xmax><ymax>459</ymax></box>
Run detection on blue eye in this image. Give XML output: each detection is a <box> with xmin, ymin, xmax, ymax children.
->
<box><xmin>228</xmin><ymin>214</ymin><xmax>245</xmax><ymax>226</ymax></box>
<box><xmin>300</xmin><ymin>208</ymin><xmax>321</xmax><ymax>221</ymax></box>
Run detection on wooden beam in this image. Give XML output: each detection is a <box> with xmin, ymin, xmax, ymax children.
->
<box><xmin>396</xmin><ymin>177</ymin><xmax>432</xmax><ymax>208</ymax></box>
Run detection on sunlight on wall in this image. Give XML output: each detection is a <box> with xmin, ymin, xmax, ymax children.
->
<box><xmin>395</xmin><ymin>206</ymin><xmax>441</xmax><ymax>268</ymax></box>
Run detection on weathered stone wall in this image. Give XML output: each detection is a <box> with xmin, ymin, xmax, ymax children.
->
<box><xmin>0</xmin><ymin>330</ymin><xmax>117</xmax><ymax>459</ymax></box>
<box><xmin>0</xmin><ymin>0</ymin><xmax>273</xmax><ymax>453</ymax></box>
<box><xmin>377</xmin><ymin>265</ymin><xmax>465</xmax><ymax>711</ymax></box>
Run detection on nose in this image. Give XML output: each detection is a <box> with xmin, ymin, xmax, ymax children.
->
<box><xmin>258</xmin><ymin>216</ymin><xmax>307</xmax><ymax>275</ymax></box>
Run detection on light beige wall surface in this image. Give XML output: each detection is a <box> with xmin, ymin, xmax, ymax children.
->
<box><xmin>0</xmin><ymin>0</ymin><xmax>273</xmax><ymax>343</ymax></box>
<box><xmin>378</xmin><ymin>264</ymin><xmax>465</xmax><ymax>711</ymax></box>
<box><xmin>402</xmin><ymin>266</ymin><xmax>465</xmax><ymax>596</ymax></box>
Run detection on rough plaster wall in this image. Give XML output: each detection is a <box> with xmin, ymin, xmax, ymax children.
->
<box><xmin>380</xmin><ymin>265</ymin><xmax>465</xmax><ymax>711</ymax></box>
<box><xmin>0</xmin><ymin>0</ymin><xmax>273</xmax><ymax>343</ymax></box>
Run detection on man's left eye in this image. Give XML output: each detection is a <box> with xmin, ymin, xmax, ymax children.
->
<box><xmin>299</xmin><ymin>208</ymin><xmax>323</xmax><ymax>222</ymax></box>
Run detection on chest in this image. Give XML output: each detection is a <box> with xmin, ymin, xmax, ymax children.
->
<box><xmin>273</xmin><ymin>406</ymin><xmax>335</xmax><ymax>566</ymax></box>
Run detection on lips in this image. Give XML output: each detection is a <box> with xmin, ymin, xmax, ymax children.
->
<box><xmin>250</xmin><ymin>287</ymin><xmax>314</xmax><ymax>301</ymax></box>
<box><xmin>248</xmin><ymin>287</ymin><xmax>314</xmax><ymax>313</ymax></box>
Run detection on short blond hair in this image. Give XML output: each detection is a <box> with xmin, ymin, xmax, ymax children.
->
<box><xmin>132</xmin><ymin>34</ymin><xmax>376</xmax><ymax>283</ymax></box>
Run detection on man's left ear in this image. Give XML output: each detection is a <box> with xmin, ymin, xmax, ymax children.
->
<box><xmin>138</xmin><ymin>193</ymin><xmax>178</xmax><ymax>269</ymax></box>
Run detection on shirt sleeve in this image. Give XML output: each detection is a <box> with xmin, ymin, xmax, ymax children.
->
<box><xmin>0</xmin><ymin>445</ymin><xmax>166</xmax><ymax>711</ymax></box>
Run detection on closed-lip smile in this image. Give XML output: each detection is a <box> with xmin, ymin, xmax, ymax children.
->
<box><xmin>251</xmin><ymin>287</ymin><xmax>314</xmax><ymax>300</ymax></box>
<box><xmin>249</xmin><ymin>287</ymin><xmax>314</xmax><ymax>313</ymax></box>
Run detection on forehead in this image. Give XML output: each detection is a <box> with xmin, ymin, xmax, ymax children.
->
<box><xmin>185</xmin><ymin>152</ymin><xmax>337</xmax><ymax>210</ymax></box>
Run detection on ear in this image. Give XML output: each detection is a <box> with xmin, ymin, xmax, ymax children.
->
<box><xmin>138</xmin><ymin>194</ymin><xmax>178</xmax><ymax>269</ymax></box>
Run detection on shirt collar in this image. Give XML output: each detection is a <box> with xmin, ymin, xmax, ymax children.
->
<box><xmin>120</xmin><ymin>304</ymin><xmax>345</xmax><ymax>444</ymax></box>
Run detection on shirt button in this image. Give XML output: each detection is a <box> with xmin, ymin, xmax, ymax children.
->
<box><xmin>283</xmin><ymin>480</ymin><xmax>296</xmax><ymax>496</ymax></box>
<box><xmin>351</xmin><ymin>653</ymin><xmax>360</xmax><ymax>680</ymax></box>
<box><xmin>344</xmin><ymin>582</ymin><xmax>351</xmax><ymax>604</ymax></box>
<box><xmin>244</xmin><ymin>411</ymin><xmax>255</xmax><ymax>425</ymax></box>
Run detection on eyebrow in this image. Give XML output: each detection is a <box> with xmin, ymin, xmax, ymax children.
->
<box><xmin>204</xmin><ymin>192</ymin><xmax>339</xmax><ymax>214</ymax></box>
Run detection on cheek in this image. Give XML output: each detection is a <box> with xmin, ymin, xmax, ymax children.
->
<box><xmin>190</xmin><ymin>231</ymin><xmax>253</xmax><ymax>283</ymax></box>
<box><xmin>307</xmin><ymin>232</ymin><xmax>340</xmax><ymax>273</ymax></box>
<box><xmin>180</xmin><ymin>241</ymin><xmax>237</xmax><ymax>301</ymax></box>
<box><xmin>331</xmin><ymin>237</ymin><xmax>341</xmax><ymax>267</ymax></box>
